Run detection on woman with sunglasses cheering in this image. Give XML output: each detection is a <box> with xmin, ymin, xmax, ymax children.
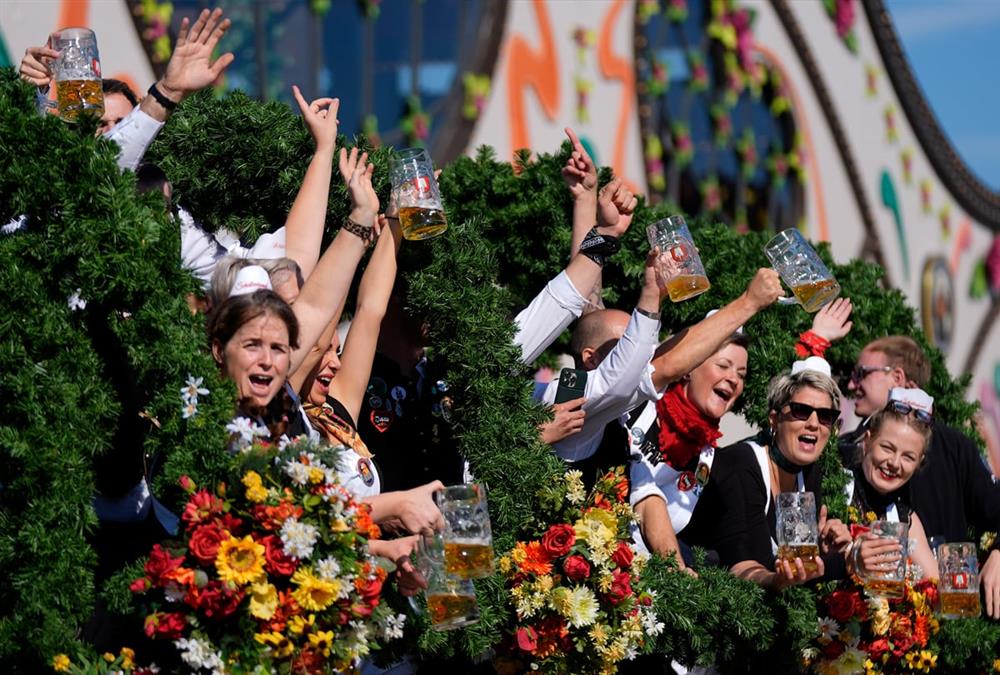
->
<box><xmin>844</xmin><ymin>388</ymin><xmax>938</xmax><ymax>582</ymax></box>
<box><xmin>682</xmin><ymin>357</ymin><xmax>851</xmax><ymax>590</ymax></box>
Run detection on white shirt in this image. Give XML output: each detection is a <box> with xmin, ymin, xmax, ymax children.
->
<box><xmin>178</xmin><ymin>206</ymin><xmax>288</xmax><ymax>288</ymax></box>
<box><xmin>104</xmin><ymin>107</ymin><xmax>165</xmax><ymax>172</ymax></box>
<box><xmin>535</xmin><ymin>310</ymin><xmax>662</xmax><ymax>462</ymax></box>
<box><xmin>513</xmin><ymin>271</ymin><xmax>587</xmax><ymax>364</ymax></box>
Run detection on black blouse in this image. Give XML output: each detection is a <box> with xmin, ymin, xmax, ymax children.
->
<box><xmin>682</xmin><ymin>439</ymin><xmax>825</xmax><ymax>569</ymax></box>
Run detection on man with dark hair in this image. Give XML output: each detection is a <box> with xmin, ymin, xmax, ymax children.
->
<box><xmin>99</xmin><ymin>78</ymin><xmax>139</xmax><ymax>135</ymax></box>
<box><xmin>839</xmin><ymin>334</ymin><xmax>1000</xmax><ymax>618</ymax></box>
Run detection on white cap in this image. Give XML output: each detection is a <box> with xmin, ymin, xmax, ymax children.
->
<box><xmin>791</xmin><ymin>356</ymin><xmax>832</xmax><ymax>378</ymax></box>
<box><xmin>229</xmin><ymin>265</ymin><xmax>272</xmax><ymax>297</ymax></box>
<box><xmin>705</xmin><ymin>308</ymin><xmax>743</xmax><ymax>334</ymax></box>
<box><xmin>246</xmin><ymin>227</ymin><xmax>287</xmax><ymax>260</ymax></box>
<box><xmin>888</xmin><ymin>387</ymin><xmax>934</xmax><ymax>415</ymax></box>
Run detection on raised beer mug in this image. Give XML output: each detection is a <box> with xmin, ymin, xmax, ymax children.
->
<box><xmin>775</xmin><ymin>491</ymin><xmax>820</xmax><ymax>575</ymax></box>
<box><xmin>389</xmin><ymin>148</ymin><xmax>448</xmax><ymax>240</ymax></box>
<box><xmin>416</xmin><ymin>531</ymin><xmax>481</xmax><ymax>631</ymax></box>
<box><xmin>937</xmin><ymin>542</ymin><xmax>981</xmax><ymax>619</ymax></box>
<box><xmin>52</xmin><ymin>27</ymin><xmax>105</xmax><ymax>121</ymax></box>
<box><xmin>433</xmin><ymin>483</ymin><xmax>495</xmax><ymax>579</ymax></box>
<box><xmin>645</xmin><ymin>215</ymin><xmax>711</xmax><ymax>302</ymax></box>
<box><xmin>863</xmin><ymin>520</ymin><xmax>909</xmax><ymax>599</ymax></box>
<box><xmin>764</xmin><ymin>228</ymin><xmax>840</xmax><ymax>312</ymax></box>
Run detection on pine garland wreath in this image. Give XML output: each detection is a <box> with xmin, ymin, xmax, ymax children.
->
<box><xmin>2</xmin><ymin>70</ymin><xmax>997</xmax><ymax>671</ymax></box>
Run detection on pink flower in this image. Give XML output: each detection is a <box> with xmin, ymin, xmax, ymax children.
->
<box><xmin>836</xmin><ymin>0</ymin><xmax>855</xmax><ymax>38</ymax></box>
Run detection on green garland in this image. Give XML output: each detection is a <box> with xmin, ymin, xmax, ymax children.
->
<box><xmin>2</xmin><ymin>72</ymin><xmax>998</xmax><ymax>671</ymax></box>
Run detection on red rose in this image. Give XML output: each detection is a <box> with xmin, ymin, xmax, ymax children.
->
<box><xmin>607</xmin><ymin>570</ymin><xmax>633</xmax><ymax>605</ymax></box>
<box><xmin>516</xmin><ymin>626</ymin><xmax>538</xmax><ymax>653</ymax></box>
<box><xmin>143</xmin><ymin>612</ymin><xmax>187</xmax><ymax>640</ymax></box>
<box><xmin>563</xmin><ymin>555</ymin><xmax>591</xmax><ymax>582</ymax></box>
<box><xmin>130</xmin><ymin>577</ymin><xmax>150</xmax><ymax>594</ymax></box>
<box><xmin>821</xmin><ymin>640</ymin><xmax>845</xmax><ymax>660</ymax></box>
<box><xmin>825</xmin><ymin>590</ymin><xmax>857</xmax><ymax>623</ymax></box>
<box><xmin>541</xmin><ymin>524</ymin><xmax>575</xmax><ymax>558</ymax></box>
<box><xmin>188</xmin><ymin>524</ymin><xmax>226</xmax><ymax>566</ymax></box>
<box><xmin>144</xmin><ymin>544</ymin><xmax>185</xmax><ymax>586</ymax></box>
<box><xmin>262</xmin><ymin>535</ymin><xmax>297</xmax><ymax>576</ymax></box>
<box><xmin>611</xmin><ymin>541</ymin><xmax>634</xmax><ymax>569</ymax></box>
<box><xmin>358</xmin><ymin>576</ymin><xmax>384</xmax><ymax>604</ymax></box>
<box><xmin>867</xmin><ymin>638</ymin><xmax>890</xmax><ymax>659</ymax></box>
<box><xmin>187</xmin><ymin>581</ymin><xmax>244</xmax><ymax>619</ymax></box>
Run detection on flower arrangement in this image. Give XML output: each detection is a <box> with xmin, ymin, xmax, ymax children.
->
<box><xmin>495</xmin><ymin>468</ymin><xmax>663</xmax><ymax>674</ymax></box>
<box><xmin>803</xmin><ymin>579</ymin><xmax>939</xmax><ymax>674</ymax></box>
<box><xmin>129</xmin><ymin>437</ymin><xmax>406</xmax><ymax>672</ymax></box>
<box><xmin>51</xmin><ymin>648</ymin><xmax>157</xmax><ymax>674</ymax></box>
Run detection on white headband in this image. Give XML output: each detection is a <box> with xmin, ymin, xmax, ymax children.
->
<box><xmin>888</xmin><ymin>387</ymin><xmax>934</xmax><ymax>415</ymax></box>
<box><xmin>229</xmin><ymin>265</ymin><xmax>272</xmax><ymax>298</ymax></box>
<box><xmin>791</xmin><ymin>356</ymin><xmax>832</xmax><ymax>378</ymax></box>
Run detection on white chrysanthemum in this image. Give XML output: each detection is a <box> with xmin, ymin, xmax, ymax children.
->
<box><xmin>182</xmin><ymin>400</ymin><xmax>199</xmax><ymax>419</ymax></box>
<box><xmin>174</xmin><ymin>637</ymin><xmax>224</xmax><ymax>672</ymax></box>
<box><xmin>564</xmin><ymin>586</ymin><xmax>599</xmax><ymax>628</ymax></box>
<box><xmin>640</xmin><ymin>607</ymin><xmax>665</xmax><ymax>637</ymax></box>
<box><xmin>284</xmin><ymin>460</ymin><xmax>311</xmax><ymax>486</ymax></box>
<box><xmin>280</xmin><ymin>518</ymin><xmax>319</xmax><ymax>560</ymax></box>
<box><xmin>181</xmin><ymin>375</ymin><xmax>210</xmax><ymax>404</ymax></box>
<box><xmin>833</xmin><ymin>646</ymin><xmax>868</xmax><ymax>674</ymax></box>
<box><xmin>226</xmin><ymin>416</ymin><xmax>269</xmax><ymax>444</ymax></box>
<box><xmin>817</xmin><ymin>616</ymin><xmax>840</xmax><ymax>645</ymax></box>
<box><xmin>67</xmin><ymin>289</ymin><xmax>87</xmax><ymax>311</ymax></box>
<box><xmin>316</xmin><ymin>556</ymin><xmax>342</xmax><ymax>581</ymax></box>
<box><xmin>381</xmin><ymin>613</ymin><xmax>407</xmax><ymax>641</ymax></box>
<box><xmin>564</xmin><ymin>470</ymin><xmax>586</xmax><ymax>504</ymax></box>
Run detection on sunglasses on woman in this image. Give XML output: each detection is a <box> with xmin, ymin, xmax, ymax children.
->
<box><xmin>783</xmin><ymin>401</ymin><xmax>840</xmax><ymax>427</ymax></box>
<box><xmin>887</xmin><ymin>400</ymin><xmax>933</xmax><ymax>425</ymax></box>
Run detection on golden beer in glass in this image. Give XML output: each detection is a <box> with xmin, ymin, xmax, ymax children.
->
<box><xmin>777</xmin><ymin>543</ymin><xmax>821</xmax><ymax>575</ymax></box>
<box><xmin>864</xmin><ymin>577</ymin><xmax>905</xmax><ymax>599</ymax></box>
<box><xmin>863</xmin><ymin>521</ymin><xmax>909</xmax><ymax>599</ymax></box>
<box><xmin>390</xmin><ymin>149</ymin><xmax>448</xmax><ymax>241</ymax></box>
<box><xmin>790</xmin><ymin>279</ymin><xmax>841</xmax><ymax>313</ymax></box>
<box><xmin>646</xmin><ymin>216</ymin><xmax>711</xmax><ymax>303</ymax></box>
<box><xmin>443</xmin><ymin>539</ymin><xmax>495</xmax><ymax>579</ymax></box>
<box><xmin>764</xmin><ymin>229</ymin><xmax>840</xmax><ymax>312</ymax></box>
<box><xmin>427</xmin><ymin>590</ymin><xmax>480</xmax><ymax>630</ymax></box>
<box><xmin>663</xmin><ymin>274</ymin><xmax>712</xmax><ymax>303</ymax></box>
<box><xmin>435</xmin><ymin>484</ymin><xmax>495</xmax><ymax>580</ymax></box>
<box><xmin>938</xmin><ymin>591</ymin><xmax>980</xmax><ymax>618</ymax></box>
<box><xmin>52</xmin><ymin>28</ymin><xmax>104</xmax><ymax>121</ymax></box>
<box><xmin>937</xmin><ymin>542</ymin><xmax>981</xmax><ymax>619</ymax></box>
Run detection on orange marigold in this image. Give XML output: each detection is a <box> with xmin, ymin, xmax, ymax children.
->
<box><xmin>515</xmin><ymin>541</ymin><xmax>553</xmax><ymax>576</ymax></box>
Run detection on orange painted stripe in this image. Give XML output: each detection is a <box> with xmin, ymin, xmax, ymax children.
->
<box><xmin>58</xmin><ymin>0</ymin><xmax>90</xmax><ymax>29</ymax></box>
<box><xmin>596</xmin><ymin>0</ymin><xmax>640</xmax><ymax>195</ymax></box>
<box><xmin>753</xmin><ymin>43</ymin><xmax>829</xmax><ymax>242</ymax></box>
<box><xmin>506</xmin><ymin>0</ymin><xmax>560</xmax><ymax>155</ymax></box>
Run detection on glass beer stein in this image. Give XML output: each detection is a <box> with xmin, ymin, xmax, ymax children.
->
<box><xmin>416</xmin><ymin>531</ymin><xmax>481</xmax><ymax>631</ymax></box>
<box><xmin>434</xmin><ymin>483</ymin><xmax>495</xmax><ymax>579</ymax></box>
<box><xmin>646</xmin><ymin>216</ymin><xmax>711</xmax><ymax>302</ymax></box>
<box><xmin>52</xmin><ymin>27</ymin><xmax>104</xmax><ymax>121</ymax></box>
<box><xmin>863</xmin><ymin>520</ymin><xmax>909</xmax><ymax>599</ymax></box>
<box><xmin>937</xmin><ymin>542</ymin><xmax>981</xmax><ymax>619</ymax></box>
<box><xmin>389</xmin><ymin>148</ymin><xmax>448</xmax><ymax>240</ymax></box>
<box><xmin>764</xmin><ymin>228</ymin><xmax>840</xmax><ymax>312</ymax></box>
<box><xmin>775</xmin><ymin>491</ymin><xmax>820</xmax><ymax>575</ymax></box>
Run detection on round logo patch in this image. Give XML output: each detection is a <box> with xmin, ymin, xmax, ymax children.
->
<box><xmin>391</xmin><ymin>385</ymin><xmax>407</xmax><ymax>401</ymax></box>
<box><xmin>357</xmin><ymin>458</ymin><xmax>375</xmax><ymax>487</ymax></box>
<box><xmin>677</xmin><ymin>471</ymin><xmax>697</xmax><ymax>492</ymax></box>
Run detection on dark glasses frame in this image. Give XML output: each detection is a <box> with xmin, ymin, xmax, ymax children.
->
<box><xmin>887</xmin><ymin>400</ymin><xmax>933</xmax><ymax>425</ymax></box>
<box><xmin>783</xmin><ymin>401</ymin><xmax>840</xmax><ymax>427</ymax></box>
<box><xmin>850</xmin><ymin>364</ymin><xmax>893</xmax><ymax>383</ymax></box>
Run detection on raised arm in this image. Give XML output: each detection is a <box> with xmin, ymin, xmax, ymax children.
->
<box><xmin>649</xmin><ymin>268</ymin><xmax>783</xmax><ymax>391</ymax></box>
<box><xmin>562</xmin><ymin>127</ymin><xmax>599</xmax><ymax>255</ymax></box>
<box><xmin>282</xmin><ymin>86</ymin><xmax>340</xmax><ymax>279</ymax></box>
<box><xmin>287</xmin><ymin>148</ymin><xmax>377</xmax><ymax>375</ymax></box>
<box><xmin>328</xmin><ymin>217</ymin><xmax>399</xmax><ymax>422</ymax></box>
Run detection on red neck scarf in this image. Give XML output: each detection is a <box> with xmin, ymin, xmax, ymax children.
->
<box><xmin>655</xmin><ymin>382</ymin><xmax>722</xmax><ymax>469</ymax></box>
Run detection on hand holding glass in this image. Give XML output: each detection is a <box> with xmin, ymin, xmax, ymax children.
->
<box><xmin>415</xmin><ymin>531</ymin><xmax>481</xmax><ymax>631</ymax></box>
<box><xmin>52</xmin><ymin>27</ymin><xmax>104</xmax><ymax>121</ymax></box>
<box><xmin>862</xmin><ymin>520</ymin><xmax>908</xmax><ymax>599</ymax></box>
<box><xmin>775</xmin><ymin>491</ymin><xmax>820</xmax><ymax>575</ymax></box>
<box><xmin>764</xmin><ymin>229</ymin><xmax>840</xmax><ymax>312</ymax></box>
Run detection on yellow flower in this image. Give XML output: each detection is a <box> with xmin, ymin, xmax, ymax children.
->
<box><xmin>119</xmin><ymin>648</ymin><xmax>135</xmax><ymax>670</ymax></box>
<box><xmin>102</xmin><ymin>652</ymin><xmax>115</xmax><ymax>662</ymax></box>
<box><xmin>511</xmin><ymin>546</ymin><xmax>527</xmax><ymax>565</ymax></box>
<box><xmin>917</xmin><ymin>650</ymin><xmax>937</xmax><ymax>671</ymax></box>
<box><xmin>309</xmin><ymin>630</ymin><xmax>335</xmax><ymax>657</ymax></box>
<box><xmin>864</xmin><ymin>511</ymin><xmax>877</xmax><ymax>523</ymax></box>
<box><xmin>992</xmin><ymin>657</ymin><xmax>1000</xmax><ymax>671</ymax></box>
<box><xmin>288</xmin><ymin>613</ymin><xmax>316</xmax><ymax>635</ymax></box>
<box><xmin>249</xmin><ymin>582</ymin><xmax>278</xmax><ymax>620</ymax></box>
<box><xmin>215</xmin><ymin>535</ymin><xmax>267</xmax><ymax>585</ymax></box>
<box><xmin>52</xmin><ymin>654</ymin><xmax>71</xmax><ymax>672</ymax></box>
<box><xmin>330</xmin><ymin>518</ymin><xmax>350</xmax><ymax>532</ymax></box>
<box><xmin>309</xmin><ymin>467</ymin><xmax>325</xmax><ymax>484</ymax></box>
<box><xmin>589</xmin><ymin>623</ymin><xmax>609</xmax><ymax>647</ymax></box>
<box><xmin>242</xmin><ymin>470</ymin><xmax>263</xmax><ymax>489</ymax></box>
<box><xmin>255</xmin><ymin>631</ymin><xmax>294</xmax><ymax>658</ymax></box>
<box><xmin>292</xmin><ymin>568</ymin><xmax>340</xmax><ymax>611</ymax></box>
<box><xmin>498</xmin><ymin>554</ymin><xmax>512</xmax><ymax>575</ymax></box>
<box><xmin>245</xmin><ymin>484</ymin><xmax>267</xmax><ymax>503</ymax></box>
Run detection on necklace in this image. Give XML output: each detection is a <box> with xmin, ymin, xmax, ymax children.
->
<box><xmin>768</xmin><ymin>442</ymin><xmax>807</xmax><ymax>475</ymax></box>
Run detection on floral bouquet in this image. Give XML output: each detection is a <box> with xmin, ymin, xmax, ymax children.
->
<box><xmin>129</xmin><ymin>437</ymin><xmax>406</xmax><ymax>673</ymax></box>
<box><xmin>803</xmin><ymin>579</ymin><xmax>939</xmax><ymax>674</ymax></box>
<box><xmin>495</xmin><ymin>467</ymin><xmax>664</xmax><ymax>674</ymax></box>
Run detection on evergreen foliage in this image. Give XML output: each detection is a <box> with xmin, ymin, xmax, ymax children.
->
<box><xmin>2</xmin><ymin>71</ymin><xmax>996</xmax><ymax>671</ymax></box>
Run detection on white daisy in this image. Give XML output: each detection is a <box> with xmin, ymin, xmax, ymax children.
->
<box><xmin>174</xmin><ymin>637</ymin><xmax>224</xmax><ymax>671</ymax></box>
<box><xmin>381</xmin><ymin>613</ymin><xmax>406</xmax><ymax>641</ymax></box>
<box><xmin>67</xmin><ymin>289</ymin><xmax>87</xmax><ymax>311</ymax></box>
<box><xmin>817</xmin><ymin>616</ymin><xmax>840</xmax><ymax>645</ymax></box>
<box><xmin>181</xmin><ymin>375</ymin><xmax>210</xmax><ymax>404</ymax></box>
<box><xmin>315</xmin><ymin>556</ymin><xmax>342</xmax><ymax>581</ymax></box>
<box><xmin>283</xmin><ymin>460</ymin><xmax>311</xmax><ymax>486</ymax></box>
<box><xmin>182</xmin><ymin>400</ymin><xmax>199</xmax><ymax>419</ymax></box>
<box><xmin>226</xmin><ymin>416</ymin><xmax>269</xmax><ymax>445</ymax></box>
<box><xmin>280</xmin><ymin>518</ymin><xmax>319</xmax><ymax>560</ymax></box>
